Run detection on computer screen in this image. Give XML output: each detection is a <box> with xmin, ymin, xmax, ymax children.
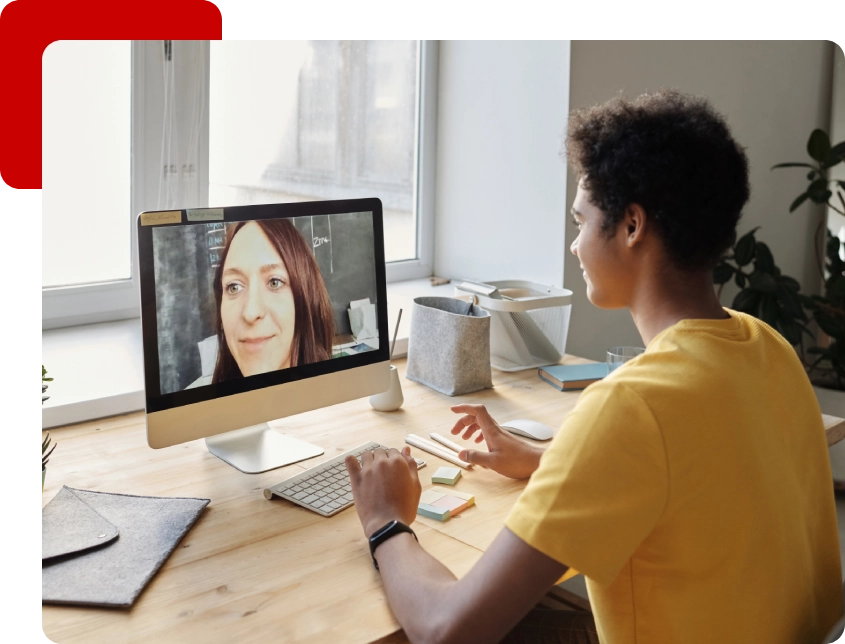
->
<box><xmin>137</xmin><ymin>199</ymin><xmax>390</xmax><ymax>468</ymax></box>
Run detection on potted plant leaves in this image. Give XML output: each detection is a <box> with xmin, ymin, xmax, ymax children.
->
<box><xmin>772</xmin><ymin>129</ymin><xmax>845</xmax><ymax>391</ymax></box>
<box><xmin>43</xmin><ymin>366</ymin><xmax>56</xmax><ymax>490</ymax></box>
<box><xmin>714</xmin><ymin>129</ymin><xmax>845</xmax><ymax>384</ymax></box>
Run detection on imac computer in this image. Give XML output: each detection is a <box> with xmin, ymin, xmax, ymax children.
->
<box><xmin>136</xmin><ymin>198</ymin><xmax>390</xmax><ymax>474</ymax></box>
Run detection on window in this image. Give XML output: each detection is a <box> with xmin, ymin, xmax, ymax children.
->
<box><xmin>209</xmin><ymin>40</ymin><xmax>421</xmax><ymax>263</ymax></box>
<box><xmin>42</xmin><ymin>40</ymin><xmax>140</xmax><ymax>328</ymax></box>
<box><xmin>42</xmin><ymin>41</ymin><xmax>132</xmax><ymax>288</ymax></box>
<box><xmin>42</xmin><ymin>40</ymin><xmax>436</xmax><ymax>329</ymax></box>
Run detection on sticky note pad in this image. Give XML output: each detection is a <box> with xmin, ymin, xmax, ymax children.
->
<box><xmin>432</xmin><ymin>467</ymin><xmax>462</xmax><ymax>485</ymax></box>
<box><xmin>431</xmin><ymin>495</ymin><xmax>469</xmax><ymax>515</ymax></box>
<box><xmin>417</xmin><ymin>503</ymin><xmax>450</xmax><ymax>521</ymax></box>
<box><xmin>420</xmin><ymin>489</ymin><xmax>447</xmax><ymax>505</ymax></box>
<box><xmin>433</xmin><ymin>486</ymin><xmax>475</xmax><ymax>507</ymax></box>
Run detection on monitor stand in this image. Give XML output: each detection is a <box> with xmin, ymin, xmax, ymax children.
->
<box><xmin>205</xmin><ymin>423</ymin><xmax>324</xmax><ymax>474</ymax></box>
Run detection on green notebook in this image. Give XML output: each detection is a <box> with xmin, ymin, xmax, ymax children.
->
<box><xmin>538</xmin><ymin>363</ymin><xmax>608</xmax><ymax>391</ymax></box>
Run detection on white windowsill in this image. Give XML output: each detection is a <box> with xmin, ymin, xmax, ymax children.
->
<box><xmin>41</xmin><ymin>278</ymin><xmax>456</xmax><ymax>429</ymax></box>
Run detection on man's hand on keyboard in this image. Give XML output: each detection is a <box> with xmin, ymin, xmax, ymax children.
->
<box><xmin>345</xmin><ymin>446</ymin><xmax>422</xmax><ymax>537</ymax></box>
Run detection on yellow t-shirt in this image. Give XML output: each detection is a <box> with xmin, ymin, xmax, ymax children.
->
<box><xmin>506</xmin><ymin>309</ymin><xmax>843</xmax><ymax>643</ymax></box>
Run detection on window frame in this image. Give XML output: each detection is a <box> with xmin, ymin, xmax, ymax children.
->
<box><xmin>42</xmin><ymin>40</ymin><xmax>145</xmax><ymax>330</ymax></box>
<box><xmin>385</xmin><ymin>40</ymin><xmax>437</xmax><ymax>283</ymax></box>
<box><xmin>41</xmin><ymin>40</ymin><xmax>436</xmax><ymax>330</ymax></box>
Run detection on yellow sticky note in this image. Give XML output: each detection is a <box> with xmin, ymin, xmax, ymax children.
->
<box><xmin>140</xmin><ymin>210</ymin><xmax>181</xmax><ymax>226</ymax></box>
<box><xmin>432</xmin><ymin>486</ymin><xmax>475</xmax><ymax>506</ymax></box>
<box><xmin>420</xmin><ymin>489</ymin><xmax>447</xmax><ymax>505</ymax></box>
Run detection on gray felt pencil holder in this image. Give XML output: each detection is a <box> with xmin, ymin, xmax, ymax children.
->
<box><xmin>406</xmin><ymin>296</ymin><xmax>493</xmax><ymax>396</ymax></box>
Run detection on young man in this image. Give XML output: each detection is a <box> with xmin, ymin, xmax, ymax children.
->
<box><xmin>344</xmin><ymin>90</ymin><xmax>844</xmax><ymax>644</ymax></box>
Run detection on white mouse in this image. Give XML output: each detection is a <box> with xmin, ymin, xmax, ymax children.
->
<box><xmin>501</xmin><ymin>419</ymin><xmax>554</xmax><ymax>441</ymax></box>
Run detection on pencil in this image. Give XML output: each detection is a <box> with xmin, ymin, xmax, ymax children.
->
<box><xmin>405</xmin><ymin>434</ymin><xmax>472</xmax><ymax>469</ymax></box>
<box><xmin>429</xmin><ymin>432</ymin><xmax>464</xmax><ymax>454</ymax></box>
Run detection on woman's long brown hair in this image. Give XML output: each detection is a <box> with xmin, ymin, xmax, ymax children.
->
<box><xmin>212</xmin><ymin>219</ymin><xmax>335</xmax><ymax>383</ymax></box>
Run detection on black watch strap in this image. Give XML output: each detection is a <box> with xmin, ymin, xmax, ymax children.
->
<box><xmin>368</xmin><ymin>520</ymin><xmax>417</xmax><ymax>570</ymax></box>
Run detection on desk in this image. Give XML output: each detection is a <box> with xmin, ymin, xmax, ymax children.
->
<box><xmin>42</xmin><ymin>358</ymin><xmax>845</xmax><ymax>643</ymax></box>
<box><xmin>42</xmin><ymin>357</ymin><xmax>588</xmax><ymax>643</ymax></box>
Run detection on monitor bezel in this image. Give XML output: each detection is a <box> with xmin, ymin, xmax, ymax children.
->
<box><xmin>137</xmin><ymin>198</ymin><xmax>388</xmax><ymax>415</ymax></box>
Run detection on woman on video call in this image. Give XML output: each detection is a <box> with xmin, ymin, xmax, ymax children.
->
<box><xmin>201</xmin><ymin>218</ymin><xmax>335</xmax><ymax>385</ymax></box>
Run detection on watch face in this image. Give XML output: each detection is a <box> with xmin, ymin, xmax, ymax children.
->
<box><xmin>381</xmin><ymin>521</ymin><xmax>398</xmax><ymax>536</ymax></box>
<box><xmin>369</xmin><ymin>520</ymin><xmax>416</xmax><ymax>570</ymax></box>
<box><xmin>371</xmin><ymin>520</ymin><xmax>399</xmax><ymax>541</ymax></box>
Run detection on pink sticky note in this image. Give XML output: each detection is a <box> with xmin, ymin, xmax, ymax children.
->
<box><xmin>431</xmin><ymin>495</ymin><xmax>469</xmax><ymax>515</ymax></box>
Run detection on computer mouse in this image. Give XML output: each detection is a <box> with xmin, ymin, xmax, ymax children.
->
<box><xmin>501</xmin><ymin>419</ymin><xmax>554</xmax><ymax>441</ymax></box>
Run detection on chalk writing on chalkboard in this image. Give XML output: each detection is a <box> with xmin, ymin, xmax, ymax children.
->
<box><xmin>208</xmin><ymin>223</ymin><xmax>227</xmax><ymax>270</ymax></box>
<box><xmin>310</xmin><ymin>216</ymin><xmax>334</xmax><ymax>273</ymax></box>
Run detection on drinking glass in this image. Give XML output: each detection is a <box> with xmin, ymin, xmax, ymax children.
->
<box><xmin>607</xmin><ymin>346</ymin><xmax>645</xmax><ymax>373</ymax></box>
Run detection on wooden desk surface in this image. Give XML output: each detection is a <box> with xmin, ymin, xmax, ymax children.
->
<box><xmin>41</xmin><ymin>357</ymin><xmax>592</xmax><ymax>644</ymax></box>
<box><xmin>42</xmin><ymin>358</ymin><xmax>845</xmax><ymax>643</ymax></box>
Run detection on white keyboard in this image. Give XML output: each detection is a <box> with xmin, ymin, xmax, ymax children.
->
<box><xmin>263</xmin><ymin>442</ymin><xmax>426</xmax><ymax>517</ymax></box>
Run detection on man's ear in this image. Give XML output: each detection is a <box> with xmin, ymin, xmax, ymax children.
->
<box><xmin>624</xmin><ymin>204</ymin><xmax>648</xmax><ymax>247</ymax></box>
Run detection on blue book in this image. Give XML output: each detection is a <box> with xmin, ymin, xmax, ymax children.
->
<box><xmin>538</xmin><ymin>363</ymin><xmax>608</xmax><ymax>391</ymax></box>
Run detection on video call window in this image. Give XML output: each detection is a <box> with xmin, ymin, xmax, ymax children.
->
<box><xmin>152</xmin><ymin>212</ymin><xmax>379</xmax><ymax>395</ymax></box>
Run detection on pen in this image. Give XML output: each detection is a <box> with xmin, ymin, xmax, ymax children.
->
<box><xmin>429</xmin><ymin>432</ymin><xmax>464</xmax><ymax>454</ymax></box>
<box><xmin>405</xmin><ymin>434</ymin><xmax>472</xmax><ymax>469</ymax></box>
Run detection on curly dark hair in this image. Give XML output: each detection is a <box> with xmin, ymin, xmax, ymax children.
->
<box><xmin>564</xmin><ymin>89</ymin><xmax>750</xmax><ymax>272</ymax></box>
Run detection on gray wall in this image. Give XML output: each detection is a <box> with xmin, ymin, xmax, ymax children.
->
<box><xmin>563</xmin><ymin>41</ymin><xmax>836</xmax><ymax>361</ymax></box>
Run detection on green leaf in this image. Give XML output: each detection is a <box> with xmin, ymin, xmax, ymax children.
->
<box><xmin>807</xmin><ymin>170</ymin><xmax>817</xmax><ymax>180</ymax></box>
<box><xmin>775</xmin><ymin>316</ymin><xmax>801</xmax><ymax>346</ymax></box>
<box><xmin>808</xmin><ymin>178</ymin><xmax>829</xmax><ymax>199</ymax></box>
<box><xmin>828</xmin><ymin>235</ymin><xmax>843</xmax><ymax>263</ymax></box>
<box><xmin>777</xmin><ymin>275</ymin><xmax>800</xmax><ymax>292</ymax></box>
<box><xmin>800</xmin><ymin>295</ymin><xmax>817</xmax><ymax>310</ymax></box>
<box><xmin>822</xmin><ymin>154</ymin><xmax>843</xmax><ymax>170</ymax></box>
<box><xmin>799</xmin><ymin>322</ymin><xmax>815</xmax><ymax>338</ymax></box>
<box><xmin>770</xmin><ymin>162</ymin><xmax>817</xmax><ymax>170</ymax></box>
<box><xmin>790</xmin><ymin>192</ymin><xmax>810</xmax><ymax>213</ymax></box>
<box><xmin>732</xmin><ymin>289</ymin><xmax>760</xmax><ymax>314</ymax></box>
<box><xmin>825</xmin><ymin>275</ymin><xmax>845</xmax><ymax>303</ymax></box>
<box><xmin>735</xmin><ymin>271</ymin><xmax>747</xmax><ymax>289</ymax></box>
<box><xmin>808</xmin><ymin>129</ymin><xmax>831</xmax><ymax>162</ymax></box>
<box><xmin>753</xmin><ymin>242</ymin><xmax>775</xmax><ymax>273</ymax></box>
<box><xmin>748</xmin><ymin>270</ymin><xmax>778</xmax><ymax>293</ymax></box>
<box><xmin>760</xmin><ymin>295</ymin><xmax>780</xmax><ymax>327</ymax></box>
<box><xmin>816</xmin><ymin>313</ymin><xmax>845</xmax><ymax>339</ymax></box>
<box><xmin>713</xmin><ymin>263</ymin><xmax>734</xmax><ymax>285</ymax></box>
<box><xmin>810</xmin><ymin>189</ymin><xmax>833</xmax><ymax>204</ymax></box>
<box><xmin>733</xmin><ymin>228</ymin><xmax>759</xmax><ymax>266</ymax></box>
<box><xmin>832</xmin><ymin>141</ymin><xmax>845</xmax><ymax>160</ymax></box>
<box><xmin>776</xmin><ymin>287</ymin><xmax>806</xmax><ymax>320</ymax></box>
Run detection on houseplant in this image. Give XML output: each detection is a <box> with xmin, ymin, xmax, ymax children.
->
<box><xmin>43</xmin><ymin>366</ymin><xmax>55</xmax><ymax>490</ymax></box>
<box><xmin>713</xmin><ymin>129</ymin><xmax>845</xmax><ymax>387</ymax></box>
<box><xmin>772</xmin><ymin>129</ymin><xmax>845</xmax><ymax>390</ymax></box>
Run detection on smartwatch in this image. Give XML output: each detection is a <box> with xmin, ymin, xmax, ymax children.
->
<box><xmin>368</xmin><ymin>520</ymin><xmax>417</xmax><ymax>570</ymax></box>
